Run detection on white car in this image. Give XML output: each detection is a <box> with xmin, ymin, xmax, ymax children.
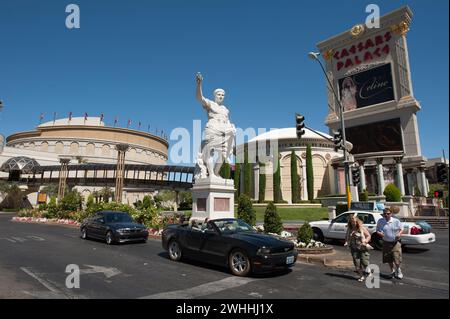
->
<box><xmin>309</xmin><ymin>210</ymin><xmax>436</xmax><ymax>249</ymax></box>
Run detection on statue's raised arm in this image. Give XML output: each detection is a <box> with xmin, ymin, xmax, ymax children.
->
<box><xmin>196</xmin><ymin>72</ymin><xmax>210</xmax><ymax>110</ymax></box>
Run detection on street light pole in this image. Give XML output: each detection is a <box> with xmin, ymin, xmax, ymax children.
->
<box><xmin>308</xmin><ymin>52</ymin><xmax>352</xmax><ymax>208</ymax></box>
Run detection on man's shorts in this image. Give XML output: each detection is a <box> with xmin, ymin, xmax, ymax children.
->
<box><xmin>382</xmin><ymin>241</ymin><xmax>402</xmax><ymax>264</ymax></box>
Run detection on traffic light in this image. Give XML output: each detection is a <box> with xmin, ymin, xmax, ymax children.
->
<box><xmin>434</xmin><ymin>190</ymin><xmax>444</xmax><ymax>198</ymax></box>
<box><xmin>333</xmin><ymin>129</ymin><xmax>343</xmax><ymax>152</ymax></box>
<box><xmin>352</xmin><ymin>167</ymin><xmax>360</xmax><ymax>185</ymax></box>
<box><xmin>436</xmin><ymin>163</ymin><xmax>448</xmax><ymax>184</ymax></box>
<box><xmin>295</xmin><ymin>113</ymin><xmax>305</xmax><ymax>138</ymax></box>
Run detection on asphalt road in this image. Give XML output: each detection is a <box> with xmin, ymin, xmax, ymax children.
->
<box><xmin>0</xmin><ymin>212</ymin><xmax>448</xmax><ymax>299</ymax></box>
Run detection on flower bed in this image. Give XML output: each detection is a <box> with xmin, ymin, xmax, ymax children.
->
<box><xmin>147</xmin><ymin>228</ymin><xmax>163</xmax><ymax>239</ymax></box>
<box><xmin>294</xmin><ymin>239</ymin><xmax>333</xmax><ymax>254</ymax></box>
<box><xmin>11</xmin><ymin>216</ymin><xmax>81</xmax><ymax>227</ymax></box>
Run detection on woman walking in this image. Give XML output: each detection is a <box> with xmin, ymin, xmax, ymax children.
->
<box><xmin>345</xmin><ymin>214</ymin><xmax>372</xmax><ymax>282</ymax></box>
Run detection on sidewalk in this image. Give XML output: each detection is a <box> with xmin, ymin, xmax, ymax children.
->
<box><xmin>297</xmin><ymin>247</ymin><xmax>354</xmax><ymax>269</ymax></box>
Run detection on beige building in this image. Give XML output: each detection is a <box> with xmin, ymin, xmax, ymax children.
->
<box><xmin>4</xmin><ymin>117</ymin><xmax>168</xmax><ymax>165</ymax></box>
<box><xmin>0</xmin><ymin>117</ymin><xmax>170</xmax><ymax>205</ymax></box>
<box><xmin>236</xmin><ymin>127</ymin><xmax>345</xmax><ymax>203</ymax></box>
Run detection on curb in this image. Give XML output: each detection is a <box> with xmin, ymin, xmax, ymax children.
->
<box><xmin>297</xmin><ymin>251</ymin><xmax>354</xmax><ymax>269</ymax></box>
<box><xmin>11</xmin><ymin>218</ymin><xmax>81</xmax><ymax>228</ymax></box>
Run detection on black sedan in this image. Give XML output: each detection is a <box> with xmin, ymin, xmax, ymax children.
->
<box><xmin>80</xmin><ymin>211</ymin><xmax>148</xmax><ymax>244</ymax></box>
<box><xmin>162</xmin><ymin>218</ymin><xmax>297</xmax><ymax>276</ymax></box>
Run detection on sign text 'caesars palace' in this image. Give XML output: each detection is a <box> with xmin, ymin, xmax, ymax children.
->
<box><xmin>330</xmin><ymin>31</ymin><xmax>392</xmax><ymax>71</ymax></box>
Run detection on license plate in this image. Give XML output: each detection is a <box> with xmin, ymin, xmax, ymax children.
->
<box><xmin>286</xmin><ymin>256</ymin><xmax>295</xmax><ymax>264</ymax></box>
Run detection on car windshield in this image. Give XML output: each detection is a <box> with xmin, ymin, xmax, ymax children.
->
<box><xmin>105</xmin><ymin>213</ymin><xmax>134</xmax><ymax>224</ymax></box>
<box><xmin>212</xmin><ymin>219</ymin><xmax>254</xmax><ymax>234</ymax></box>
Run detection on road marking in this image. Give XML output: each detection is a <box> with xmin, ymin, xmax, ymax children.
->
<box><xmin>27</xmin><ymin>236</ymin><xmax>45</xmax><ymax>241</ymax></box>
<box><xmin>20</xmin><ymin>267</ymin><xmax>61</xmax><ymax>293</ymax></box>
<box><xmin>20</xmin><ymin>267</ymin><xmax>86</xmax><ymax>299</ymax></box>
<box><xmin>139</xmin><ymin>276</ymin><xmax>256</xmax><ymax>299</ymax></box>
<box><xmin>0</xmin><ymin>237</ymin><xmax>17</xmax><ymax>243</ymax></box>
<box><xmin>396</xmin><ymin>276</ymin><xmax>449</xmax><ymax>291</ymax></box>
<box><xmin>80</xmin><ymin>265</ymin><xmax>121</xmax><ymax>278</ymax></box>
<box><xmin>0</xmin><ymin>236</ymin><xmax>45</xmax><ymax>243</ymax></box>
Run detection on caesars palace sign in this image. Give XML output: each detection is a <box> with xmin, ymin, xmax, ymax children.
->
<box><xmin>328</xmin><ymin>30</ymin><xmax>393</xmax><ymax>72</ymax></box>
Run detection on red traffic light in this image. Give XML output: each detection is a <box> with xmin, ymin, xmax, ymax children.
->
<box><xmin>434</xmin><ymin>190</ymin><xmax>444</xmax><ymax>198</ymax></box>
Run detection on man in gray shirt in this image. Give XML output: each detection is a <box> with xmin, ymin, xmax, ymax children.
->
<box><xmin>376</xmin><ymin>207</ymin><xmax>404</xmax><ymax>279</ymax></box>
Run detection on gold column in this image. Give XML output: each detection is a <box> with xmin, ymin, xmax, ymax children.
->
<box><xmin>115</xmin><ymin>144</ymin><xmax>129</xmax><ymax>203</ymax></box>
<box><xmin>57</xmin><ymin>157</ymin><xmax>71</xmax><ymax>201</ymax></box>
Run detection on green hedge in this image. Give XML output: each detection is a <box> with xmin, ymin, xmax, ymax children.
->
<box><xmin>263</xmin><ymin>202</ymin><xmax>283</xmax><ymax>234</ymax></box>
<box><xmin>383</xmin><ymin>183</ymin><xmax>401</xmax><ymax>202</ymax></box>
<box><xmin>306</xmin><ymin>143</ymin><xmax>314</xmax><ymax>201</ymax></box>
<box><xmin>237</xmin><ymin>194</ymin><xmax>256</xmax><ymax>226</ymax></box>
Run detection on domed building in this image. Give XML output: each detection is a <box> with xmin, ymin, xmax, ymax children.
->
<box><xmin>3</xmin><ymin>117</ymin><xmax>168</xmax><ymax>166</ymax></box>
<box><xmin>235</xmin><ymin>127</ymin><xmax>349</xmax><ymax>203</ymax></box>
<box><xmin>0</xmin><ymin>116</ymin><xmax>171</xmax><ymax>205</ymax></box>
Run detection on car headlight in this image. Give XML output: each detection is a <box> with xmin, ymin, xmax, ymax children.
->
<box><xmin>257</xmin><ymin>247</ymin><xmax>271</xmax><ymax>255</ymax></box>
<box><xmin>116</xmin><ymin>228</ymin><xmax>127</xmax><ymax>234</ymax></box>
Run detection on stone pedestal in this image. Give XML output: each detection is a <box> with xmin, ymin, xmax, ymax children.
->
<box><xmin>191</xmin><ymin>177</ymin><xmax>235</xmax><ymax>222</ymax></box>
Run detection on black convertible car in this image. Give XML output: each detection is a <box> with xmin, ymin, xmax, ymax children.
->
<box><xmin>80</xmin><ymin>211</ymin><xmax>148</xmax><ymax>244</ymax></box>
<box><xmin>162</xmin><ymin>218</ymin><xmax>297</xmax><ymax>276</ymax></box>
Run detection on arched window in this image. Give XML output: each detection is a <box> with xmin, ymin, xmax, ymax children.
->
<box><xmin>69</xmin><ymin>142</ymin><xmax>79</xmax><ymax>155</ymax></box>
<box><xmin>55</xmin><ymin>142</ymin><xmax>64</xmax><ymax>154</ymax></box>
<box><xmin>40</xmin><ymin>142</ymin><xmax>49</xmax><ymax>152</ymax></box>
<box><xmin>85</xmin><ymin>143</ymin><xmax>95</xmax><ymax>155</ymax></box>
<box><xmin>101</xmin><ymin>144</ymin><xmax>111</xmax><ymax>156</ymax></box>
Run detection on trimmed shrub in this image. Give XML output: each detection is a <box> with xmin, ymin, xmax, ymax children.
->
<box><xmin>291</xmin><ymin>151</ymin><xmax>300</xmax><ymax>203</ymax></box>
<box><xmin>234</xmin><ymin>162</ymin><xmax>241</xmax><ymax>199</ymax></box>
<box><xmin>219</xmin><ymin>160</ymin><xmax>231</xmax><ymax>179</ymax></box>
<box><xmin>359</xmin><ymin>189</ymin><xmax>369</xmax><ymax>202</ymax></box>
<box><xmin>273</xmin><ymin>154</ymin><xmax>283</xmax><ymax>203</ymax></box>
<box><xmin>59</xmin><ymin>189</ymin><xmax>83</xmax><ymax>213</ymax></box>
<box><xmin>383</xmin><ymin>183</ymin><xmax>402</xmax><ymax>202</ymax></box>
<box><xmin>237</xmin><ymin>194</ymin><xmax>256</xmax><ymax>226</ymax></box>
<box><xmin>263</xmin><ymin>202</ymin><xmax>283</xmax><ymax>235</ymax></box>
<box><xmin>258</xmin><ymin>162</ymin><xmax>266</xmax><ymax>203</ymax></box>
<box><xmin>413</xmin><ymin>186</ymin><xmax>422</xmax><ymax>197</ymax></box>
<box><xmin>244</xmin><ymin>145</ymin><xmax>252</xmax><ymax>197</ymax></box>
<box><xmin>297</xmin><ymin>222</ymin><xmax>314</xmax><ymax>244</ymax></box>
<box><xmin>306</xmin><ymin>143</ymin><xmax>314</xmax><ymax>201</ymax></box>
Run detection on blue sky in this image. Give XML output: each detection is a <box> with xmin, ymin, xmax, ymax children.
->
<box><xmin>0</xmin><ymin>0</ymin><xmax>448</xmax><ymax>163</ymax></box>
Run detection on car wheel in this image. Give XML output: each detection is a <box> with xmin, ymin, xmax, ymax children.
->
<box><xmin>105</xmin><ymin>231</ymin><xmax>115</xmax><ymax>245</ymax></box>
<box><xmin>229</xmin><ymin>249</ymin><xmax>251</xmax><ymax>277</ymax></box>
<box><xmin>370</xmin><ymin>234</ymin><xmax>383</xmax><ymax>250</ymax></box>
<box><xmin>312</xmin><ymin>228</ymin><xmax>324</xmax><ymax>243</ymax></box>
<box><xmin>168</xmin><ymin>240</ymin><xmax>182</xmax><ymax>261</ymax></box>
<box><xmin>80</xmin><ymin>227</ymin><xmax>88</xmax><ymax>239</ymax></box>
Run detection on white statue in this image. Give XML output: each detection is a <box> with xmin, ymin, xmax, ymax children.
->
<box><xmin>195</xmin><ymin>72</ymin><xmax>236</xmax><ymax>180</ymax></box>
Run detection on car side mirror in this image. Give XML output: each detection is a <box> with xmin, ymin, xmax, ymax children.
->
<box><xmin>99</xmin><ymin>219</ymin><xmax>105</xmax><ymax>224</ymax></box>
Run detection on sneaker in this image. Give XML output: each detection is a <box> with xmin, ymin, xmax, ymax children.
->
<box><xmin>387</xmin><ymin>270</ymin><xmax>395</xmax><ymax>279</ymax></box>
<box><xmin>357</xmin><ymin>275</ymin><xmax>366</xmax><ymax>282</ymax></box>
<box><xmin>395</xmin><ymin>268</ymin><xmax>403</xmax><ymax>279</ymax></box>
